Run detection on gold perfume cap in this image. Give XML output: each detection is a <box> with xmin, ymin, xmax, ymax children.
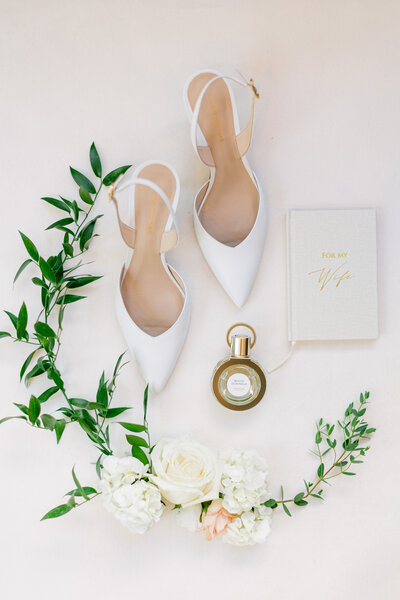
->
<box><xmin>231</xmin><ymin>335</ymin><xmax>250</xmax><ymax>358</ymax></box>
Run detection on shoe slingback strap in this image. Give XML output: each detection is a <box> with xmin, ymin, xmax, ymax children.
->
<box><xmin>190</xmin><ymin>73</ymin><xmax>259</xmax><ymax>167</ymax></box>
<box><xmin>109</xmin><ymin>176</ymin><xmax>179</xmax><ymax>252</ymax></box>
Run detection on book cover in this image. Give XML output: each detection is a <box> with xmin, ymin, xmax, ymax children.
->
<box><xmin>286</xmin><ymin>209</ymin><xmax>378</xmax><ymax>341</ymax></box>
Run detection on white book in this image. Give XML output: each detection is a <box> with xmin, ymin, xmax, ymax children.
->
<box><xmin>286</xmin><ymin>209</ymin><xmax>378</xmax><ymax>341</ymax></box>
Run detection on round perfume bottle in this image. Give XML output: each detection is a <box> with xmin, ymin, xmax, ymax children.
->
<box><xmin>212</xmin><ymin>323</ymin><xmax>266</xmax><ymax>410</ymax></box>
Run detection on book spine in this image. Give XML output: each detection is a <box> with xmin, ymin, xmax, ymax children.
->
<box><xmin>286</xmin><ymin>211</ymin><xmax>294</xmax><ymax>341</ymax></box>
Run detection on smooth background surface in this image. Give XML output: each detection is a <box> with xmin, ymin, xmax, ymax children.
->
<box><xmin>0</xmin><ymin>1</ymin><xmax>399</xmax><ymax>598</ymax></box>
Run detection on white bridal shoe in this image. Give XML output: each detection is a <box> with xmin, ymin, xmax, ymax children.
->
<box><xmin>110</xmin><ymin>161</ymin><xmax>190</xmax><ymax>393</ymax></box>
<box><xmin>184</xmin><ymin>69</ymin><xmax>267</xmax><ymax>308</ymax></box>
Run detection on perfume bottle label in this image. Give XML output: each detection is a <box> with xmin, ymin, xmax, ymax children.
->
<box><xmin>227</xmin><ymin>373</ymin><xmax>251</xmax><ymax>397</ymax></box>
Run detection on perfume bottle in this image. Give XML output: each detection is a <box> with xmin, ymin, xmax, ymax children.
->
<box><xmin>212</xmin><ymin>323</ymin><xmax>267</xmax><ymax>410</ymax></box>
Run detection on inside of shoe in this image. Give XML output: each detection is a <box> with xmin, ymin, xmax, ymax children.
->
<box><xmin>188</xmin><ymin>72</ymin><xmax>259</xmax><ymax>247</ymax></box>
<box><xmin>121</xmin><ymin>163</ymin><xmax>184</xmax><ymax>337</ymax></box>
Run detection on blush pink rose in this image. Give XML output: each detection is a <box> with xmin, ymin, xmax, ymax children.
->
<box><xmin>201</xmin><ymin>499</ymin><xmax>236</xmax><ymax>540</ymax></box>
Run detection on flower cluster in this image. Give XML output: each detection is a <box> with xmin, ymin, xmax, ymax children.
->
<box><xmin>99</xmin><ymin>456</ymin><xmax>163</xmax><ymax>534</ymax></box>
<box><xmin>101</xmin><ymin>438</ymin><xmax>272</xmax><ymax>546</ymax></box>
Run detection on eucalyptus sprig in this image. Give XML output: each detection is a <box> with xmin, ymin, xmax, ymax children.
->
<box><xmin>264</xmin><ymin>391</ymin><xmax>375</xmax><ymax>515</ymax></box>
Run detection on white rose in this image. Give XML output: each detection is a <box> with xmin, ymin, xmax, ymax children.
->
<box><xmin>99</xmin><ymin>455</ymin><xmax>148</xmax><ymax>493</ymax></box>
<box><xmin>223</xmin><ymin>505</ymin><xmax>272</xmax><ymax>546</ymax></box>
<box><xmin>220</xmin><ymin>448</ymin><xmax>270</xmax><ymax>513</ymax></box>
<box><xmin>102</xmin><ymin>479</ymin><xmax>164</xmax><ymax>534</ymax></box>
<box><xmin>150</xmin><ymin>436</ymin><xmax>220</xmax><ymax>508</ymax></box>
<box><xmin>174</xmin><ymin>504</ymin><xmax>202</xmax><ymax>532</ymax></box>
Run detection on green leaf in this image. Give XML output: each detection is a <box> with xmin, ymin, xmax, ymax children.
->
<box><xmin>118</xmin><ymin>422</ymin><xmax>147</xmax><ymax>432</ymax></box>
<box><xmin>16</xmin><ymin>302</ymin><xmax>28</xmax><ymax>340</ymax></box>
<box><xmin>19</xmin><ymin>231</ymin><xmax>39</xmax><ymax>261</ymax></box>
<box><xmin>90</xmin><ymin>142</ymin><xmax>102</xmax><ymax>178</ymax></box>
<box><xmin>282</xmin><ymin>503</ymin><xmax>292</xmax><ymax>517</ymax></box>
<box><xmin>14</xmin><ymin>259</ymin><xmax>32</xmax><ymax>284</ymax></box>
<box><xmin>63</xmin><ymin>242</ymin><xmax>74</xmax><ymax>257</ymax></box>
<box><xmin>69</xmin><ymin>167</ymin><xmax>96</xmax><ymax>193</ymax></box>
<box><xmin>32</xmin><ymin>277</ymin><xmax>47</xmax><ymax>288</ymax></box>
<box><xmin>105</xmin><ymin>407</ymin><xmax>131</xmax><ymax>418</ymax></box>
<box><xmin>79</xmin><ymin>186</ymin><xmax>93</xmax><ymax>205</ymax></box>
<box><xmin>55</xmin><ymin>419</ymin><xmax>66</xmax><ymax>443</ymax></box>
<box><xmin>41</xmin><ymin>197</ymin><xmax>71</xmax><ymax>213</ymax></box>
<box><xmin>310</xmin><ymin>493</ymin><xmax>324</xmax><ymax>500</ymax></box>
<box><xmin>0</xmin><ymin>331</ymin><xmax>11</xmax><ymax>339</ymax></box>
<box><xmin>46</xmin><ymin>217</ymin><xmax>74</xmax><ymax>231</ymax></box>
<box><xmin>66</xmin><ymin>275</ymin><xmax>102</xmax><ymax>289</ymax></box>
<box><xmin>48</xmin><ymin>367</ymin><xmax>64</xmax><ymax>390</ymax></box>
<box><xmin>71</xmin><ymin>200</ymin><xmax>80</xmax><ymax>222</ymax></box>
<box><xmin>41</xmin><ymin>414</ymin><xmax>56</xmax><ymax>430</ymax></box>
<box><xmin>38</xmin><ymin>386</ymin><xmax>59</xmax><ymax>403</ymax></box>
<box><xmin>263</xmin><ymin>498</ymin><xmax>278</xmax><ymax>509</ymax></box>
<box><xmin>79</xmin><ymin>216</ymin><xmax>102</xmax><ymax>251</ymax></box>
<box><xmin>131</xmin><ymin>444</ymin><xmax>149</xmax><ymax>465</ymax></box>
<box><xmin>342</xmin><ymin>472</ymin><xmax>356</xmax><ymax>476</ymax></box>
<box><xmin>102</xmin><ymin>165</ymin><xmax>131</xmax><ymax>186</ymax></box>
<box><xmin>126</xmin><ymin>434</ymin><xmax>149</xmax><ymax>447</ymax></box>
<box><xmin>72</xmin><ymin>466</ymin><xmax>89</xmax><ymax>500</ymax></box>
<box><xmin>66</xmin><ymin>486</ymin><xmax>97</xmax><ymax>497</ymax></box>
<box><xmin>14</xmin><ymin>402</ymin><xmax>29</xmax><ymax>415</ymax></box>
<box><xmin>34</xmin><ymin>321</ymin><xmax>57</xmax><ymax>338</ymax></box>
<box><xmin>0</xmin><ymin>415</ymin><xmax>27</xmax><ymax>425</ymax></box>
<box><xmin>293</xmin><ymin>493</ymin><xmax>308</xmax><ymax>507</ymax></box>
<box><xmin>143</xmin><ymin>384</ymin><xmax>149</xmax><ymax>421</ymax></box>
<box><xmin>28</xmin><ymin>395</ymin><xmax>41</xmax><ymax>424</ymax></box>
<box><xmin>366</xmin><ymin>428</ymin><xmax>376</xmax><ymax>434</ymax></box>
<box><xmin>20</xmin><ymin>350</ymin><xmax>38</xmax><ymax>381</ymax></box>
<box><xmin>317</xmin><ymin>463</ymin><xmax>325</xmax><ymax>478</ymax></box>
<box><xmin>41</xmin><ymin>503</ymin><xmax>72</xmax><ymax>521</ymax></box>
<box><xmin>56</xmin><ymin>294</ymin><xmax>86</xmax><ymax>305</ymax></box>
<box><xmin>39</xmin><ymin>257</ymin><xmax>57</xmax><ymax>284</ymax></box>
<box><xmin>69</xmin><ymin>398</ymin><xmax>89</xmax><ymax>408</ymax></box>
<box><xmin>96</xmin><ymin>380</ymin><xmax>108</xmax><ymax>407</ymax></box>
<box><xmin>315</xmin><ymin>430</ymin><xmax>322</xmax><ymax>444</ymax></box>
<box><xmin>343</xmin><ymin>441</ymin><xmax>358</xmax><ymax>452</ymax></box>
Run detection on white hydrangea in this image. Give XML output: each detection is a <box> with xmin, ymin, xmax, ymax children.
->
<box><xmin>99</xmin><ymin>455</ymin><xmax>163</xmax><ymax>534</ymax></box>
<box><xmin>223</xmin><ymin>505</ymin><xmax>272</xmax><ymax>546</ymax></box>
<box><xmin>99</xmin><ymin>455</ymin><xmax>148</xmax><ymax>491</ymax></box>
<box><xmin>219</xmin><ymin>448</ymin><xmax>271</xmax><ymax>513</ymax></box>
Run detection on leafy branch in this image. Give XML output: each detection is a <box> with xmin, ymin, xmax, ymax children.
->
<box><xmin>264</xmin><ymin>392</ymin><xmax>375</xmax><ymax>516</ymax></box>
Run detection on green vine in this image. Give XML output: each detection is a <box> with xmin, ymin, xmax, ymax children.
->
<box><xmin>264</xmin><ymin>392</ymin><xmax>375</xmax><ymax>515</ymax></box>
<box><xmin>0</xmin><ymin>145</ymin><xmax>153</xmax><ymax>517</ymax></box>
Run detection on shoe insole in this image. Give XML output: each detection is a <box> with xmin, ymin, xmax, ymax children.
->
<box><xmin>121</xmin><ymin>164</ymin><xmax>184</xmax><ymax>337</ymax></box>
<box><xmin>188</xmin><ymin>73</ymin><xmax>259</xmax><ymax>247</ymax></box>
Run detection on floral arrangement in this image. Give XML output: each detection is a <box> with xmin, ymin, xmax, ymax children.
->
<box><xmin>0</xmin><ymin>145</ymin><xmax>375</xmax><ymax>546</ymax></box>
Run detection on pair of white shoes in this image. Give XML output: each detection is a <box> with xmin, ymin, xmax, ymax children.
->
<box><xmin>110</xmin><ymin>70</ymin><xmax>267</xmax><ymax>392</ymax></box>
